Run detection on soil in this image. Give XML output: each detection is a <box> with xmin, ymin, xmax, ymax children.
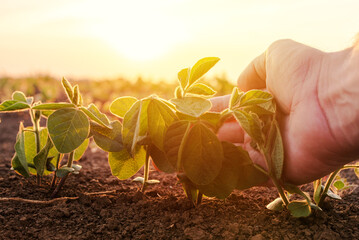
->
<box><xmin>0</xmin><ymin>112</ymin><xmax>358</xmax><ymax>240</ymax></box>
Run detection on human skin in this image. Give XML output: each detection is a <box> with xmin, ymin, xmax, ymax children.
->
<box><xmin>211</xmin><ymin>39</ymin><xmax>359</xmax><ymax>185</ymax></box>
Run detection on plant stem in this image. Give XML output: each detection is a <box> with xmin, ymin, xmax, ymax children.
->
<box><xmin>141</xmin><ymin>147</ymin><xmax>150</xmax><ymax>193</ymax></box>
<box><xmin>318</xmin><ymin>168</ymin><xmax>341</xmax><ymax>207</ymax></box>
<box><xmin>51</xmin><ymin>175</ymin><xmax>68</xmax><ymax>198</ymax></box>
<box><xmin>272</xmin><ymin>178</ymin><xmax>289</xmax><ymax>206</ymax></box>
<box><xmin>50</xmin><ymin>154</ymin><xmax>62</xmax><ymax>190</ymax></box>
<box><xmin>30</xmin><ymin>109</ymin><xmax>42</xmax><ymax>185</ymax></box>
<box><xmin>50</xmin><ymin>152</ymin><xmax>74</xmax><ymax>198</ymax></box>
<box><xmin>260</xmin><ymin>147</ymin><xmax>289</xmax><ymax>206</ymax></box>
<box><xmin>197</xmin><ymin>192</ymin><xmax>203</xmax><ymax>205</ymax></box>
<box><xmin>67</xmin><ymin>151</ymin><xmax>74</xmax><ymax>168</ymax></box>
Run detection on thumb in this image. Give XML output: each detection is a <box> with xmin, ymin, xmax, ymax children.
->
<box><xmin>237</xmin><ymin>51</ymin><xmax>267</xmax><ymax>91</ymax></box>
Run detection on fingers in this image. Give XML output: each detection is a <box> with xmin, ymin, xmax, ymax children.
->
<box><xmin>237</xmin><ymin>51</ymin><xmax>267</xmax><ymax>91</ymax></box>
<box><xmin>217</xmin><ymin>121</ymin><xmax>244</xmax><ymax>143</ymax></box>
<box><xmin>210</xmin><ymin>94</ymin><xmax>231</xmax><ymax>112</ymax></box>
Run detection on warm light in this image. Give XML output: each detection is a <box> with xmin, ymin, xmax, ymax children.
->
<box><xmin>86</xmin><ymin>1</ymin><xmax>189</xmax><ymax>61</ymax></box>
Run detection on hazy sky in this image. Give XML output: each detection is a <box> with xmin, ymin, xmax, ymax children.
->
<box><xmin>1</xmin><ymin>0</ymin><xmax>358</xmax><ymax>83</ymax></box>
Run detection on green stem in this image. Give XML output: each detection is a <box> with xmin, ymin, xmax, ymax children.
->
<box><xmin>30</xmin><ymin>109</ymin><xmax>42</xmax><ymax>185</ymax></box>
<box><xmin>141</xmin><ymin>147</ymin><xmax>150</xmax><ymax>193</ymax></box>
<box><xmin>67</xmin><ymin>151</ymin><xmax>74</xmax><ymax>168</ymax></box>
<box><xmin>260</xmin><ymin>148</ymin><xmax>289</xmax><ymax>206</ymax></box>
<box><xmin>272</xmin><ymin>178</ymin><xmax>289</xmax><ymax>206</ymax></box>
<box><xmin>50</xmin><ymin>152</ymin><xmax>74</xmax><ymax>198</ymax></box>
<box><xmin>318</xmin><ymin>168</ymin><xmax>341</xmax><ymax>207</ymax></box>
<box><xmin>50</xmin><ymin>154</ymin><xmax>62</xmax><ymax>190</ymax></box>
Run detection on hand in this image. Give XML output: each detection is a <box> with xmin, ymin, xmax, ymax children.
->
<box><xmin>212</xmin><ymin>39</ymin><xmax>359</xmax><ymax>185</ymax></box>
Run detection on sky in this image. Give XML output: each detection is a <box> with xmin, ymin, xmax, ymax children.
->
<box><xmin>0</xmin><ymin>0</ymin><xmax>358</xmax><ymax>83</ymax></box>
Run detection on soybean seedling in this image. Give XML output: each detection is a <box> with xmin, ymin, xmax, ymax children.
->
<box><xmin>107</xmin><ymin>57</ymin><xmax>268</xmax><ymax>205</ymax></box>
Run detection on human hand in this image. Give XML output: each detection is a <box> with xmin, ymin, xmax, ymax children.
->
<box><xmin>212</xmin><ymin>39</ymin><xmax>359</xmax><ymax>185</ymax></box>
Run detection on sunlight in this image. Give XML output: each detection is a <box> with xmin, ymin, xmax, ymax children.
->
<box><xmin>87</xmin><ymin>1</ymin><xmax>189</xmax><ymax>61</ymax></box>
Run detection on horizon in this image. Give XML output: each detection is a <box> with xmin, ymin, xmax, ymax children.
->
<box><xmin>1</xmin><ymin>0</ymin><xmax>358</xmax><ymax>83</ymax></box>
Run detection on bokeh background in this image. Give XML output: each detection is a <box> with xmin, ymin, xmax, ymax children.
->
<box><xmin>1</xmin><ymin>0</ymin><xmax>358</xmax><ymax>107</ymax></box>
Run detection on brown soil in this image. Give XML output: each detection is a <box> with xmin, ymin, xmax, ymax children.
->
<box><xmin>0</xmin><ymin>112</ymin><xmax>358</xmax><ymax>240</ymax></box>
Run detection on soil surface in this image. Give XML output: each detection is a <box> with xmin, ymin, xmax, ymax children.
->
<box><xmin>0</xmin><ymin>112</ymin><xmax>358</xmax><ymax>240</ymax></box>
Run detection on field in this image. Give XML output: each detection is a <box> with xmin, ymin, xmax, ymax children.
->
<box><xmin>0</xmin><ymin>76</ymin><xmax>358</xmax><ymax>239</ymax></box>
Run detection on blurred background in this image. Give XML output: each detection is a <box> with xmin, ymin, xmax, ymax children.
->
<box><xmin>1</xmin><ymin>0</ymin><xmax>358</xmax><ymax>107</ymax></box>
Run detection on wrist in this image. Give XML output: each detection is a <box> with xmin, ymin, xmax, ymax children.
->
<box><xmin>318</xmin><ymin>47</ymin><xmax>359</xmax><ymax>157</ymax></box>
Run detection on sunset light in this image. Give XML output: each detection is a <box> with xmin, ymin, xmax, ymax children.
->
<box><xmin>1</xmin><ymin>0</ymin><xmax>359</xmax><ymax>81</ymax></box>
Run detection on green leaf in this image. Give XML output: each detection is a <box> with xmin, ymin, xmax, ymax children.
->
<box><xmin>186</xmin><ymin>83</ymin><xmax>216</xmax><ymax>97</ymax></box>
<box><xmin>313</xmin><ymin>179</ymin><xmax>322</xmax><ymax>204</ymax></box>
<box><xmin>197</xmin><ymin>142</ymin><xmax>252</xmax><ymax>199</ymax></box>
<box><xmin>181</xmin><ymin>122</ymin><xmax>223</xmax><ymax>185</ymax></box>
<box><xmin>61</xmin><ymin>77</ymin><xmax>74</xmax><ymax>102</ymax></box>
<box><xmin>326</xmin><ymin>188</ymin><xmax>342</xmax><ymax>200</ymax></box>
<box><xmin>174</xmin><ymin>86</ymin><xmax>183</xmax><ymax>98</ymax></box>
<box><xmin>91</xmin><ymin>120</ymin><xmax>123</xmax><ymax>152</ymax></box>
<box><xmin>200</xmin><ymin>112</ymin><xmax>222</xmax><ymax>130</ymax></box>
<box><xmin>13</xmin><ymin>123</ymin><xmax>29</xmax><ymax>177</ymax></box>
<box><xmin>284</xmin><ymin>184</ymin><xmax>311</xmax><ymax>204</ymax></box>
<box><xmin>178</xmin><ymin>174</ymin><xmax>199</xmax><ymax>206</ymax></box>
<box><xmin>164</xmin><ymin>120</ymin><xmax>191</xmax><ymax>171</ymax></box>
<box><xmin>33</xmin><ymin>136</ymin><xmax>54</xmax><ymax>176</ymax></box>
<box><xmin>11</xmin><ymin>91</ymin><xmax>33</xmax><ymax>105</ymax></box>
<box><xmin>239</xmin><ymin>89</ymin><xmax>272</xmax><ymax>107</ymax></box>
<box><xmin>288</xmin><ymin>201</ymin><xmax>312</xmax><ymax>218</ymax></box>
<box><xmin>23</xmin><ymin>128</ymin><xmax>58</xmax><ymax>175</ymax></box>
<box><xmin>122</xmin><ymin>100</ymin><xmax>149</xmax><ymax>154</ymax></box>
<box><xmin>73</xmin><ymin>138</ymin><xmax>89</xmax><ymax>160</ymax></box>
<box><xmin>47</xmin><ymin>108</ymin><xmax>90</xmax><ymax>153</ymax></box>
<box><xmin>32</xmin><ymin>103</ymin><xmax>76</xmax><ymax>110</ymax></box>
<box><xmin>11</xmin><ymin>154</ymin><xmax>30</xmax><ymax>178</ymax></box>
<box><xmin>266</xmin><ymin>198</ymin><xmax>284</xmax><ymax>211</ymax></box>
<box><xmin>80</xmin><ymin>104</ymin><xmax>110</xmax><ymax>128</ymax></box>
<box><xmin>148</xmin><ymin>144</ymin><xmax>176</xmax><ymax>173</ymax></box>
<box><xmin>229</xmin><ymin>87</ymin><xmax>244</xmax><ymax>109</ymax></box>
<box><xmin>213</xmin><ymin>142</ymin><xmax>268</xmax><ymax>190</ymax></box>
<box><xmin>72</xmin><ymin>85</ymin><xmax>80</xmax><ymax>105</ymax></box>
<box><xmin>41</xmin><ymin>110</ymin><xmax>54</xmax><ymax>118</ymax></box>
<box><xmin>110</xmin><ymin>96</ymin><xmax>138</xmax><ymax>118</ymax></box>
<box><xmin>147</xmin><ymin>98</ymin><xmax>177</xmax><ymax>151</ymax></box>
<box><xmin>178</xmin><ymin>68</ymin><xmax>189</xmax><ymax>89</ymax></box>
<box><xmin>12</xmin><ymin>91</ymin><xmax>27</xmax><ymax>102</ymax></box>
<box><xmin>188</xmin><ymin>57</ymin><xmax>220</xmax><ymax>86</ymax></box>
<box><xmin>233</xmin><ymin>109</ymin><xmax>263</xmax><ymax>145</ymax></box>
<box><xmin>171</xmin><ymin>97</ymin><xmax>212</xmax><ymax>118</ymax></box>
<box><xmin>243</xmin><ymin>101</ymin><xmax>276</xmax><ymax>116</ymax></box>
<box><xmin>270</xmin><ymin>120</ymin><xmax>284</xmax><ymax>180</ymax></box>
<box><xmin>333</xmin><ymin>180</ymin><xmax>345</xmax><ymax>190</ymax></box>
<box><xmin>56</xmin><ymin>166</ymin><xmax>75</xmax><ymax>178</ymax></box>
<box><xmin>109</xmin><ymin>147</ymin><xmax>146</xmax><ymax>180</ymax></box>
<box><xmin>0</xmin><ymin>100</ymin><xmax>30</xmax><ymax>112</ymax></box>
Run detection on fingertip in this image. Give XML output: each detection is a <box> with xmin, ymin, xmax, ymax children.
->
<box><xmin>210</xmin><ymin>94</ymin><xmax>231</xmax><ymax>112</ymax></box>
<box><xmin>237</xmin><ymin>51</ymin><xmax>267</xmax><ymax>91</ymax></box>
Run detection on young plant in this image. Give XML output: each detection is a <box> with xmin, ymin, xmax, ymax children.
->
<box><xmin>0</xmin><ymin>91</ymin><xmax>59</xmax><ymax>186</ymax></box>
<box><xmin>107</xmin><ymin>57</ymin><xmax>268</xmax><ymax>205</ymax></box>
<box><xmin>0</xmin><ymin>78</ymin><xmax>111</xmax><ymax>197</ymax></box>
<box><xmin>227</xmin><ymin>87</ymin><xmax>320</xmax><ymax>217</ymax></box>
<box><xmin>312</xmin><ymin>164</ymin><xmax>359</xmax><ymax>208</ymax></box>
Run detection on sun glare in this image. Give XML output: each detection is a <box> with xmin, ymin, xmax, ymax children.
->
<box><xmin>86</xmin><ymin>1</ymin><xmax>189</xmax><ymax>61</ymax></box>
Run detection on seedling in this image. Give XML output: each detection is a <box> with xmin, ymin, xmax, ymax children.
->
<box><xmin>1</xmin><ymin>57</ymin><xmax>358</xmax><ymax>218</ymax></box>
<box><xmin>107</xmin><ymin>57</ymin><xmax>268</xmax><ymax>204</ymax></box>
<box><xmin>0</xmin><ymin>78</ymin><xmax>111</xmax><ymax>197</ymax></box>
